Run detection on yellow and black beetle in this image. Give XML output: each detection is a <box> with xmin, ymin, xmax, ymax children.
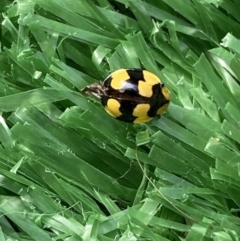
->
<box><xmin>83</xmin><ymin>68</ymin><xmax>170</xmax><ymax>123</ymax></box>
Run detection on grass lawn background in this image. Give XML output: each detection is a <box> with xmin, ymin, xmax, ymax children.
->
<box><xmin>1</xmin><ymin>0</ymin><xmax>240</xmax><ymax>240</ymax></box>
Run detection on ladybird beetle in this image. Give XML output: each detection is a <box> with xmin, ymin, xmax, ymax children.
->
<box><xmin>83</xmin><ymin>68</ymin><xmax>170</xmax><ymax>123</ymax></box>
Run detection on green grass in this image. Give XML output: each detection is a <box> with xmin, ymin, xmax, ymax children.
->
<box><xmin>1</xmin><ymin>0</ymin><xmax>240</xmax><ymax>240</ymax></box>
